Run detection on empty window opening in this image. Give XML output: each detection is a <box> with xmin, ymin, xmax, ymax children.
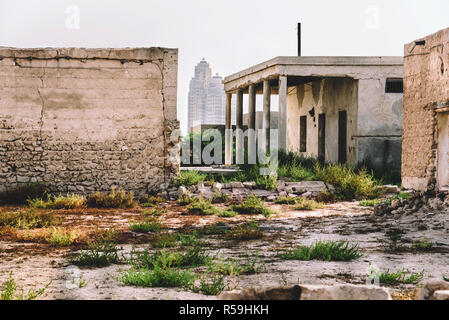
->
<box><xmin>386</xmin><ymin>78</ymin><xmax>403</xmax><ymax>93</ymax></box>
<box><xmin>300</xmin><ymin>116</ymin><xmax>307</xmax><ymax>152</ymax></box>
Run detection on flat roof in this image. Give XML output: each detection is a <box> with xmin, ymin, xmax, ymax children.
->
<box><xmin>223</xmin><ymin>56</ymin><xmax>403</xmax><ymax>91</ymax></box>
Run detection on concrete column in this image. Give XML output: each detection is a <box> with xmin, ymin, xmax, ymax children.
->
<box><xmin>236</xmin><ymin>89</ymin><xmax>244</xmax><ymax>164</ymax></box>
<box><xmin>278</xmin><ymin>75</ymin><xmax>288</xmax><ymax>151</ymax></box>
<box><xmin>262</xmin><ymin>80</ymin><xmax>271</xmax><ymax>153</ymax></box>
<box><xmin>225</xmin><ymin>92</ymin><xmax>232</xmax><ymax>166</ymax></box>
<box><xmin>248</xmin><ymin>84</ymin><xmax>256</xmax><ymax>164</ymax></box>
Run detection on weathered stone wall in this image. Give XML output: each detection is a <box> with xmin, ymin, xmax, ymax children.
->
<box><xmin>403</xmin><ymin>28</ymin><xmax>449</xmax><ymax>191</ymax></box>
<box><xmin>0</xmin><ymin>47</ymin><xmax>179</xmax><ymax>196</ymax></box>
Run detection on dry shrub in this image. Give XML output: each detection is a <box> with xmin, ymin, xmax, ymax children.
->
<box><xmin>46</xmin><ymin>227</ymin><xmax>82</xmax><ymax>246</ymax></box>
<box><xmin>315</xmin><ymin>164</ymin><xmax>384</xmax><ymax>200</ymax></box>
<box><xmin>0</xmin><ymin>209</ymin><xmax>59</xmax><ymax>229</ymax></box>
<box><xmin>28</xmin><ymin>194</ymin><xmax>86</xmax><ymax>209</ymax></box>
<box><xmin>87</xmin><ymin>188</ymin><xmax>137</xmax><ymax>209</ymax></box>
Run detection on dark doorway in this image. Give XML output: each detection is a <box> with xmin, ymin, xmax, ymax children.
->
<box><xmin>299</xmin><ymin>116</ymin><xmax>307</xmax><ymax>152</ymax></box>
<box><xmin>318</xmin><ymin>114</ymin><xmax>326</xmax><ymax>164</ymax></box>
<box><xmin>338</xmin><ymin>110</ymin><xmax>347</xmax><ymax>163</ymax></box>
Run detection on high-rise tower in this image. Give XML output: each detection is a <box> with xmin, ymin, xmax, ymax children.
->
<box><xmin>188</xmin><ymin>59</ymin><xmax>227</xmax><ymax>132</ymax></box>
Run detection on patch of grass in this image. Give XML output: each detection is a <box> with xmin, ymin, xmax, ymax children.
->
<box><xmin>120</xmin><ymin>267</ymin><xmax>195</xmax><ymax>288</ymax></box>
<box><xmin>129</xmin><ymin>245</ymin><xmax>212</xmax><ymax>270</ymax></box>
<box><xmin>70</xmin><ymin>241</ymin><xmax>120</xmax><ymax>267</ymax></box>
<box><xmin>255</xmin><ymin>174</ymin><xmax>278</xmax><ymax>191</ymax></box>
<box><xmin>86</xmin><ymin>188</ymin><xmax>137</xmax><ymax>209</ymax></box>
<box><xmin>177</xmin><ymin>193</ymin><xmax>196</xmax><ymax>206</ymax></box>
<box><xmin>192</xmin><ymin>274</ymin><xmax>229</xmax><ymax>296</ymax></box>
<box><xmin>315</xmin><ymin>164</ymin><xmax>384</xmax><ymax>200</ymax></box>
<box><xmin>368</xmin><ymin>265</ymin><xmax>424</xmax><ymax>285</ymax></box>
<box><xmin>294</xmin><ymin>198</ymin><xmax>325</xmax><ymax>211</ymax></box>
<box><xmin>46</xmin><ymin>227</ymin><xmax>81</xmax><ymax>246</ymax></box>
<box><xmin>278</xmin><ymin>240</ymin><xmax>363</xmax><ymax>262</ymax></box>
<box><xmin>142</xmin><ymin>208</ymin><xmax>161</xmax><ymax>217</ymax></box>
<box><xmin>176</xmin><ymin>170</ymin><xmax>207</xmax><ymax>187</ymax></box>
<box><xmin>360</xmin><ymin>199</ymin><xmax>381</xmax><ymax>207</ymax></box>
<box><xmin>231</xmin><ymin>194</ymin><xmax>274</xmax><ymax>218</ymax></box>
<box><xmin>0</xmin><ymin>273</ymin><xmax>51</xmax><ymax>300</ymax></box>
<box><xmin>274</xmin><ymin>197</ymin><xmax>299</xmax><ymax>205</ymax></box>
<box><xmin>225</xmin><ymin>220</ymin><xmax>264</xmax><ymax>240</ymax></box>
<box><xmin>129</xmin><ymin>217</ymin><xmax>163</xmax><ymax>233</ymax></box>
<box><xmin>382</xmin><ymin>192</ymin><xmax>412</xmax><ymax>206</ymax></box>
<box><xmin>278</xmin><ymin>164</ymin><xmax>317</xmax><ymax>182</ymax></box>
<box><xmin>28</xmin><ymin>194</ymin><xmax>86</xmax><ymax>209</ymax></box>
<box><xmin>413</xmin><ymin>239</ymin><xmax>435</xmax><ymax>251</ymax></box>
<box><xmin>197</xmin><ymin>222</ymin><xmax>228</xmax><ymax>236</ymax></box>
<box><xmin>139</xmin><ymin>195</ymin><xmax>164</xmax><ymax>207</ymax></box>
<box><xmin>177</xmin><ymin>233</ymin><xmax>204</xmax><ymax>247</ymax></box>
<box><xmin>276</xmin><ymin>151</ymin><xmax>319</xmax><ymax>182</ymax></box>
<box><xmin>186</xmin><ymin>198</ymin><xmax>219</xmax><ymax>216</ymax></box>
<box><xmin>212</xmin><ymin>191</ymin><xmax>229</xmax><ymax>204</ymax></box>
<box><xmin>216</xmin><ymin>209</ymin><xmax>238</xmax><ymax>218</ymax></box>
<box><xmin>151</xmin><ymin>233</ymin><xmax>179</xmax><ymax>248</ymax></box>
<box><xmin>0</xmin><ymin>182</ymin><xmax>48</xmax><ymax>205</ymax></box>
<box><xmin>209</xmin><ymin>251</ymin><xmax>264</xmax><ymax>276</ymax></box>
<box><xmin>176</xmin><ymin>245</ymin><xmax>213</xmax><ymax>268</ymax></box>
<box><xmin>0</xmin><ymin>209</ymin><xmax>58</xmax><ymax>229</ymax></box>
<box><xmin>278</xmin><ymin>151</ymin><xmax>319</xmax><ymax>170</ymax></box>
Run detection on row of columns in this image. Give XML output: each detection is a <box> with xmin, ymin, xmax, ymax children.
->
<box><xmin>225</xmin><ymin>76</ymin><xmax>288</xmax><ymax>166</ymax></box>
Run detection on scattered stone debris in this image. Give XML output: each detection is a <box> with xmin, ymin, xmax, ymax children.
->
<box><xmin>418</xmin><ymin>281</ymin><xmax>449</xmax><ymax>300</ymax></box>
<box><xmin>219</xmin><ymin>284</ymin><xmax>391</xmax><ymax>300</ymax></box>
<box><xmin>375</xmin><ymin>191</ymin><xmax>449</xmax><ymax>216</ymax></box>
<box><xmin>175</xmin><ymin>181</ymin><xmax>333</xmax><ymax>202</ymax></box>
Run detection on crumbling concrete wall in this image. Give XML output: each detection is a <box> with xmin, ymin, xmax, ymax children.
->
<box><xmin>287</xmin><ymin>78</ymin><xmax>358</xmax><ymax>165</ymax></box>
<box><xmin>0</xmin><ymin>47</ymin><xmax>179</xmax><ymax>196</ymax></box>
<box><xmin>357</xmin><ymin>75</ymin><xmax>403</xmax><ymax>172</ymax></box>
<box><xmin>287</xmin><ymin>73</ymin><xmax>402</xmax><ymax>171</ymax></box>
<box><xmin>403</xmin><ymin>28</ymin><xmax>449</xmax><ymax>191</ymax></box>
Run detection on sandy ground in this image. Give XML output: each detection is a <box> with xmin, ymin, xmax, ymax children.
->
<box><xmin>0</xmin><ymin>201</ymin><xmax>448</xmax><ymax>300</ymax></box>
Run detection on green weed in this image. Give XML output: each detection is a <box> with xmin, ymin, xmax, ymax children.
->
<box><xmin>0</xmin><ymin>273</ymin><xmax>51</xmax><ymax>300</ymax></box>
<box><xmin>231</xmin><ymin>195</ymin><xmax>274</xmax><ymax>218</ymax></box>
<box><xmin>278</xmin><ymin>240</ymin><xmax>363</xmax><ymax>261</ymax></box>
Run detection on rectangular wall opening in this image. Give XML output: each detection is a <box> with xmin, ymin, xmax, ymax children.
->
<box><xmin>300</xmin><ymin>116</ymin><xmax>307</xmax><ymax>152</ymax></box>
<box><xmin>386</xmin><ymin>78</ymin><xmax>404</xmax><ymax>93</ymax></box>
<box><xmin>318</xmin><ymin>114</ymin><xmax>326</xmax><ymax>164</ymax></box>
<box><xmin>338</xmin><ymin>110</ymin><xmax>347</xmax><ymax>163</ymax></box>
<box><xmin>437</xmin><ymin>112</ymin><xmax>449</xmax><ymax>189</ymax></box>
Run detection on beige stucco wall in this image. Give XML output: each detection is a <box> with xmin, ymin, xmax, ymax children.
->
<box><xmin>356</xmin><ymin>76</ymin><xmax>403</xmax><ymax>171</ymax></box>
<box><xmin>402</xmin><ymin>27</ymin><xmax>449</xmax><ymax>191</ymax></box>
<box><xmin>0</xmin><ymin>47</ymin><xmax>179</xmax><ymax>195</ymax></box>
<box><xmin>286</xmin><ymin>78</ymin><xmax>358</xmax><ymax>164</ymax></box>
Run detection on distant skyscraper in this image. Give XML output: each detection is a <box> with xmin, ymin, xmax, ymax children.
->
<box><xmin>188</xmin><ymin>59</ymin><xmax>226</xmax><ymax>132</ymax></box>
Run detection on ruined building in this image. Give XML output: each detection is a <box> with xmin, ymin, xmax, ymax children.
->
<box><xmin>223</xmin><ymin>56</ymin><xmax>404</xmax><ymax>170</ymax></box>
<box><xmin>0</xmin><ymin>47</ymin><xmax>179</xmax><ymax>195</ymax></box>
<box><xmin>402</xmin><ymin>27</ymin><xmax>449</xmax><ymax>191</ymax></box>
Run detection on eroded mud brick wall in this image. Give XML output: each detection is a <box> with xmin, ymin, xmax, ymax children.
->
<box><xmin>0</xmin><ymin>47</ymin><xmax>179</xmax><ymax>195</ymax></box>
<box><xmin>403</xmin><ymin>28</ymin><xmax>449</xmax><ymax>191</ymax></box>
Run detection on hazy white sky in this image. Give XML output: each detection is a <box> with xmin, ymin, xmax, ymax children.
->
<box><xmin>1</xmin><ymin>0</ymin><xmax>448</xmax><ymax>134</ymax></box>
